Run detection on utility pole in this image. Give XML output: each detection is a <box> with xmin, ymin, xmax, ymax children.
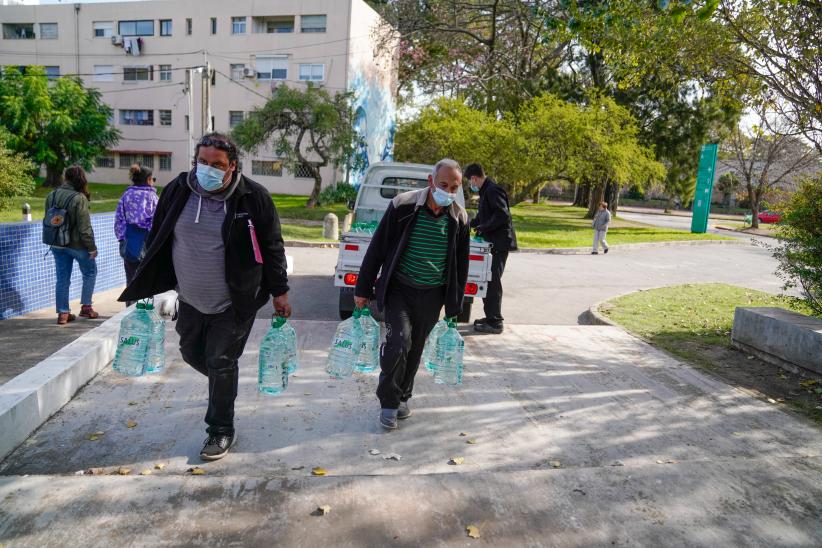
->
<box><xmin>201</xmin><ymin>52</ymin><xmax>213</xmax><ymax>135</ymax></box>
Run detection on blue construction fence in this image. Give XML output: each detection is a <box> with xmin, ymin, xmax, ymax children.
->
<box><xmin>0</xmin><ymin>213</ymin><xmax>126</xmax><ymax>320</ymax></box>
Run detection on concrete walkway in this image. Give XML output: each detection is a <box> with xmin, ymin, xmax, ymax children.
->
<box><xmin>1</xmin><ymin>321</ymin><xmax>819</xmax><ymax>546</ymax></box>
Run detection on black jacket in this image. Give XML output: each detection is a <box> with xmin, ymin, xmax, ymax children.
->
<box><xmin>470</xmin><ymin>177</ymin><xmax>517</xmax><ymax>252</ymax></box>
<box><xmin>119</xmin><ymin>171</ymin><xmax>289</xmax><ymax>320</ymax></box>
<box><xmin>355</xmin><ymin>188</ymin><xmax>470</xmax><ymax>318</ymax></box>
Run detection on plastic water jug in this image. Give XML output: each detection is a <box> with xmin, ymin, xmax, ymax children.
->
<box><xmin>432</xmin><ymin>319</ymin><xmax>464</xmax><ymax>386</ymax></box>
<box><xmin>144</xmin><ymin>301</ymin><xmax>165</xmax><ymax>374</ymax></box>
<box><xmin>258</xmin><ymin>316</ymin><xmax>292</xmax><ymax>395</ymax></box>
<box><xmin>280</xmin><ymin>319</ymin><xmax>299</xmax><ymax>374</ymax></box>
<box><xmin>112</xmin><ymin>302</ymin><xmax>152</xmax><ymax>377</ymax></box>
<box><xmin>423</xmin><ymin>319</ymin><xmax>448</xmax><ymax>373</ymax></box>
<box><xmin>355</xmin><ymin>307</ymin><xmax>380</xmax><ymax>373</ymax></box>
<box><xmin>326</xmin><ymin>310</ymin><xmax>362</xmax><ymax>378</ymax></box>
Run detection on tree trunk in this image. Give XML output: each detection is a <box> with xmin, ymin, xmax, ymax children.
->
<box><xmin>531</xmin><ymin>183</ymin><xmax>543</xmax><ymax>204</ymax></box>
<box><xmin>586</xmin><ymin>184</ymin><xmax>605</xmax><ymax>219</ymax></box>
<box><xmin>44</xmin><ymin>165</ymin><xmax>63</xmax><ymax>187</ymax></box>
<box><xmin>306</xmin><ymin>172</ymin><xmax>322</xmax><ymax>208</ymax></box>
<box><xmin>574</xmin><ymin>182</ymin><xmax>590</xmax><ymax>207</ymax></box>
<box><xmin>610</xmin><ymin>185</ymin><xmax>621</xmax><ymax>216</ymax></box>
<box><xmin>746</xmin><ymin>183</ymin><xmax>758</xmax><ymax>229</ymax></box>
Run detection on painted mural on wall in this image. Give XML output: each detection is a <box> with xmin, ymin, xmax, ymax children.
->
<box><xmin>348</xmin><ymin>58</ymin><xmax>397</xmax><ymax>186</ymax></box>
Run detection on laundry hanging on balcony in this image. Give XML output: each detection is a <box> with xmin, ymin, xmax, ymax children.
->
<box><xmin>123</xmin><ymin>37</ymin><xmax>142</xmax><ymax>56</ymax></box>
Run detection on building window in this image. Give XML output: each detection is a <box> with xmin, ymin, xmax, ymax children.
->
<box><xmin>300</xmin><ymin>15</ymin><xmax>326</xmax><ymax>33</ymax></box>
<box><xmin>294</xmin><ymin>163</ymin><xmax>316</xmax><ymax>178</ymax></box>
<box><xmin>93</xmin><ymin>21</ymin><xmax>113</xmax><ymax>38</ymax></box>
<box><xmin>141</xmin><ymin>154</ymin><xmax>155</xmax><ymax>169</ymax></box>
<box><xmin>95</xmin><ymin>155</ymin><xmax>115</xmax><ymax>169</ymax></box>
<box><xmin>118</xmin><ymin>20</ymin><xmax>154</xmax><ymax>37</ymax></box>
<box><xmin>2</xmin><ymin>24</ymin><xmax>35</xmax><ymax>39</ymax></box>
<box><xmin>210</xmin><ymin>18</ymin><xmax>217</xmax><ymax>35</ymax></box>
<box><xmin>256</xmin><ymin>57</ymin><xmax>288</xmax><ymax>80</ymax></box>
<box><xmin>93</xmin><ymin>65</ymin><xmax>113</xmax><ymax>82</ymax></box>
<box><xmin>123</xmin><ymin>66</ymin><xmax>151</xmax><ymax>81</ymax></box>
<box><xmin>160</xmin><ymin>19</ymin><xmax>172</xmax><ymax>37</ymax></box>
<box><xmin>118</xmin><ymin>153</ymin><xmax>138</xmax><ymax>168</ymax></box>
<box><xmin>230</xmin><ymin>64</ymin><xmax>245</xmax><ymax>80</ymax></box>
<box><xmin>39</xmin><ymin>23</ymin><xmax>58</xmax><ymax>40</ymax></box>
<box><xmin>159</xmin><ymin>154</ymin><xmax>172</xmax><ymax>171</ymax></box>
<box><xmin>298</xmin><ymin>63</ymin><xmax>324</xmax><ymax>82</ymax></box>
<box><xmin>185</xmin><ymin>115</ymin><xmax>190</xmax><ymax>131</ymax></box>
<box><xmin>120</xmin><ymin>110</ymin><xmax>154</xmax><ymax>126</ymax></box>
<box><xmin>229</xmin><ymin>111</ymin><xmax>244</xmax><ymax>128</ymax></box>
<box><xmin>159</xmin><ymin>110</ymin><xmax>172</xmax><ymax>126</ymax></box>
<box><xmin>44</xmin><ymin>66</ymin><xmax>60</xmax><ymax>80</ymax></box>
<box><xmin>232</xmin><ymin>17</ymin><xmax>246</xmax><ymax>35</ymax></box>
<box><xmin>186</xmin><ymin>18</ymin><xmax>192</xmax><ymax>35</ymax></box>
<box><xmin>159</xmin><ymin>64</ymin><xmax>172</xmax><ymax>81</ymax></box>
<box><xmin>253</xmin><ymin>16</ymin><xmax>294</xmax><ymax>34</ymax></box>
<box><xmin>252</xmin><ymin>160</ymin><xmax>283</xmax><ymax>177</ymax></box>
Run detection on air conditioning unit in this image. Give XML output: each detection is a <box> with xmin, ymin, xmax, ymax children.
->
<box><xmin>111</xmin><ymin>35</ymin><xmax>123</xmax><ymax>45</ymax></box>
<box><xmin>243</xmin><ymin>67</ymin><xmax>256</xmax><ymax>78</ymax></box>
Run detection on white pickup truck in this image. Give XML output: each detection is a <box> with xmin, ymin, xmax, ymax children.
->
<box><xmin>333</xmin><ymin>162</ymin><xmax>492</xmax><ymax>322</ymax></box>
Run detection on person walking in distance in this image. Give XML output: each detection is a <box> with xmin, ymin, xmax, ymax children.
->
<box><xmin>115</xmin><ymin>164</ymin><xmax>158</xmax><ymax>306</ymax></box>
<box><xmin>354</xmin><ymin>159</ymin><xmax>470</xmax><ymax>430</ymax></box>
<box><xmin>45</xmin><ymin>166</ymin><xmax>100</xmax><ymax>325</ymax></box>
<box><xmin>119</xmin><ymin>133</ymin><xmax>291</xmax><ymax>461</ymax></box>
<box><xmin>592</xmin><ymin>201</ymin><xmax>611</xmax><ymax>255</ymax></box>
<box><xmin>464</xmin><ymin>163</ymin><xmax>517</xmax><ymax>335</ymax></box>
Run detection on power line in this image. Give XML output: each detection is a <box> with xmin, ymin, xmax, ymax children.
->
<box><xmin>0</xmin><ymin>49</ymin><xmax>205</xmax><ymax>59</ymax></box>
<box><xmin>98</xmin><ymin>82</ymin><xmax>186</xmax><ymax>94</ymax></box>
<box><xmin>214</xmin><ymin>69</ymin><xmax>349</xmax><ymax>94</ymax></box>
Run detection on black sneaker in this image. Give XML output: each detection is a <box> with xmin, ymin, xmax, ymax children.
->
<box><xmin>380</xmin><ymin>409</ymin><xmax>398</xmax><ymax>430</ymax></box>
<box><xmin>200</xmin><ymin>432</ymin><xmax>237</xmax><ymax>461</ymax></box>
<box><xmin>604</xmin><ymin>248</ymin><xmax>609</xmax><ymax>254</ymax></box>
<box><xmin>474</xmin><ymin>322</ymin><xmax>503</xmax><ymax>334</ymax></box>
<box><xmin>591</xmin><ymin>251</ymin><xmax>599</xmax><ymax>255</ymax></box>
<box><xmin>397</xmin><ymin>401</ymin><xmax>412</xmax><ymax>420</ymax></box>
<box><xmin>473</xmin><ymin>317</ymin><xmax>488</xmax><ymax>327</ymax></box>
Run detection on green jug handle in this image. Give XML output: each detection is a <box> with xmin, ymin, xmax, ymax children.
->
<box><xmin>271</xmin><ymin>315</ymin><xmax>287</xmax><ymax>328</ymax></box>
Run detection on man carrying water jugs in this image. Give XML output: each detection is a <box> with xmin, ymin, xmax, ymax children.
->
<box><xmin>354</xmin><ymin>158</ymin><xmax>470</xmax><ymax>429</ymax></box>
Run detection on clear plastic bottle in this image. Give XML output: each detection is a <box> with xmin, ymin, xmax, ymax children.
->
<box><xmin>144</xmin><ymin>301</ymin><xmax>165</xmax><ymax>374</ymax></box>
<box><xmin>326</xmin><ymin>310</ymin><xmax>362</xmax><ymax>378</ymax></box>
<box><xmin>112</xmin><ymin>302</ymin><xmax>152</xmax><ymax>377</ymax></box>
<box><xmin>258</xmin><ymin>316</ymin><xmax>291</xmax><ymax>395</ymax></box>
<box><xmin>433</xmin><ymin>318</ymin><xmax>464</xmax><ymax>386</ymax></box>
<box><xmin>423</xmin><ymin>319</ymin><xmax>448</xmax><ymax>373</ymax></box>
<box><xmin>280</xmin><ymin>319</ymin><xmax>299</xmax><ymax>374</ymax></box>
<box><xmin>355</xmin><ymin>307</ymin><xmax>380</xmax><ymax>373</ymax></box>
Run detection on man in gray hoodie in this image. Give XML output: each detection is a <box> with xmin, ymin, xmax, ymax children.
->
<box><xmin>592</xmin><ymin>201</ymin><xmax>611</xmax><ymax>255</ymax></box>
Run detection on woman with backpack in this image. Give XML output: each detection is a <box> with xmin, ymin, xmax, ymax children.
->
<box><xmin>44</xmin><ymin>166</ymin><xmax>99</xmax><ymax>325</ymax></box>
<box><xmin>114</xmin><ymin>164</ymin><xmax>158</xmax><ymax>300</ymax></box>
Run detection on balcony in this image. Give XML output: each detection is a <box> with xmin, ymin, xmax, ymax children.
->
<box><xmin>252</xmin><ymin>16</ymin><xmax>294</xmax><ymax>34</ymax></box>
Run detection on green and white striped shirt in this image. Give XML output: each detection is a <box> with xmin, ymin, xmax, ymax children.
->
<box><xmin>396</xmin><ymin>207</ymin><xmax>449</xmax><ymax>286</ymax></box>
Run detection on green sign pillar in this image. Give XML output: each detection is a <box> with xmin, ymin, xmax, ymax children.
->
<box><xmin>691</xmin><ymin>143</ymin><xmax>719</xmax><ymax>234</ymax></box>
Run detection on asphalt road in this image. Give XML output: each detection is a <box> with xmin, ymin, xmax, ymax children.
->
<box><xmin>617</xmin><ymin>211</ymin><xmax>747</xmax><ymax>238</ymax></box>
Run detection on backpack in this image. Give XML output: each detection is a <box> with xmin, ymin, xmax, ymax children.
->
<box><xmin>42</xmin><ymin>191</ymin><xmax>79</xmax><ymax>247</ymax></box>
<box><xmin>119</xmin><ymin>223</ymin><xmax>149</xmax><ymax>263</ymax></box>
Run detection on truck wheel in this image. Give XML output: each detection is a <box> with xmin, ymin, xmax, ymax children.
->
<box><xmin>339</xmin><ymin>289</ymin><xmax>354</xmax><ymax>320</ymax></box>
<box><xmin>457</xmin><ymin>299</ymin><xmax>472</xmax><ymax>323</ymax></box>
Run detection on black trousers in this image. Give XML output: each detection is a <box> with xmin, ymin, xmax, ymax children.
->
<box><xmin>483</xmin><ymin>248</ymin><xmax>509</xmax><ymax>326</ymax></box>
<box><xmin>123</xmin><ymin>260</ymin><xmax>140</xmax><ymax>307</ymax></box>
<box><xmin>377</xmin><ymin>281</ymin><xmax>445</xmax><ymax>409</ymax></box>
<box><xmin>175</xmin><ymin>300</ymin><xmax>256</xmax><ymax>436</ymax></box>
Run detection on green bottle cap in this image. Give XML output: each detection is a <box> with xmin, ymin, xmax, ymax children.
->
<box><xmin>353</xmin><ymin>308</ymin><xmax>362</xmax><ymax>318</ymax></box>
<box><xmin>272</xmin><ymin>315</ymin><xmax>287</xmax><ymax>328</ymax></box>
<box><xmin>360</xmin><ymin>307</ymin><xmax>371</xmax><ymax>316</ymax></box>
<box><xmin>144</xmin><ymin>302</ymin><xmax>154</xmax><ymax>311</ymax></box>
<box><xmin>136</xmin><ymin>302</ymin><xmax>145</xmax><ymax>310</ymax></box>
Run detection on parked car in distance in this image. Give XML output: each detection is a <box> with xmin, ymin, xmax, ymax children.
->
<box><xmin>757</xmin><ymin>210</ymin><xmax>781</xmax><ymax>224</ymax></box>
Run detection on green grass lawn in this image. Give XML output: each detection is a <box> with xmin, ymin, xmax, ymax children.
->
<box><xmin>599</xmin><ymin>283</ymin><xmax>821</xmax><ymax>423</ymax></box>
<box><xmin>0</xmin><ymin>182</ymin><xmax>131</xmax><ymax>223</ymax></box>
<box><xmin>511</xmin><ymin>202</ymin><xmax>731</xmax><ymax>248</ymax></box>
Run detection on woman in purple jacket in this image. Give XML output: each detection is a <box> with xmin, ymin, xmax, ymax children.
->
<box><xmin>115</xmin><ymin>164</ymin><xmax>158</xmax><ymax>299</ymax></box>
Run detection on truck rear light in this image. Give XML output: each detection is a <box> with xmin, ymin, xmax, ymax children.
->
<box><xmin>344</xmin><ymin>273</ymin><xmax>358</xmax><ymax>286</ymax></box>
<box><xmin>344</xmin><ymin>244</ymin><xmax>359</xmax><ymax>251</ymax></box>
<box><xmin>469</xmin><ymin>254</ymin><xmax>484</xmax><ymax>261</ymax></box>
<box><xmin>465</xmin><ymin>283</ymin><xmax>478</xmax><ymax>295</ymax></box>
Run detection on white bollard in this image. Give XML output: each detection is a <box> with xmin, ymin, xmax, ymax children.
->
<box><xmin>22</xmin><ymin>203</ymin><xmax>31</xmax><ymax>222</ymax></box>
<box><xmin>342</xmin><ymin>212</ymin><xmax>353</xmax><ymax>233</ymax></box>
<box><xmin>323</xmin><ymin>213</ymin><xmax>339</xmax><ymax>240</ymax></box>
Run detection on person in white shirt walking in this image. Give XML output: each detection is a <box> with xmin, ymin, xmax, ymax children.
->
<box><xmin>592</xmin><ymin>202</ymin><xmax>611</xmax><ymax>255</ymax></box>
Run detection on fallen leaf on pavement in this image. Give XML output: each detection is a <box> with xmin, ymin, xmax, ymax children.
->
<box><xmin>382</xmin><ymin>453</ymin><xmax>402</xmax><ymax>461</ymax></box>
<box><xmin>549</xmin><ymin>460</ymin><xmax>561</xmax><ymax>468</ymax></box>
<box><xmin>86</xmin><ymin>467</ymin><xmax>105</xmax><ymax>475</ymax></box>
<box><xmin>117</xmin><ymin>467</ymin><xmax>131</xmax><ymax>476</ymax></box>
<box><xmin>448</xmin><ymin>457</ymin><xmax>465</xmax><ymax>465</ymax></box>
<box><xmin>311</xmin><ymin>467</ymin><xmax>327</xmax><ymax>476</ymax></box>
<box><xmin>154</xmin><ymin>463</ymin><xmax>166</xmax><ymax>471</ymax></box>
<box><xmin>610</xmin><ymin>461</ymin><xmax>624</xmax><ymax>467</ymax></box>
<box><xmin>466</xmin><ymin>439</ymin><xmax>477</xmax><ymax>445</ymax></box>
<box><xmin>466</xmin><ymin>525</ymin><xmax>480</xmax><ymax>539</ymax></box>
<box><xmin>572</xmin><ymin>488</ymin><xmax>586</xmax><ymax>495</ymax></box>
<box><xmin>767</xmin><ymin>398</ymin><xmax>777</xmax><ymax>404</ymax></box>
<box><xmin>188</xmin><ymin>467</ymin><xmax>206</xmax><ymax>475</ymax></box>
<box><xmin>126</xmin><ymin>420</ymin><xmax>138</xmax><ymax>428</ymax></box>
<box><xmin>292</xmin><ymin>466</ymin><xmax>305</xmax><ymax>471</ymax></box>
<box><xmin>656</xmin><ymin>460</ymin><xmax>664</xmax><ymax>464</ymax></box>
<box><xmin>459</xmin><ymin>432</ymin><xmax>467</xmax><ymax>437</ymax></box>
<box><xmin>799</xmin><ymin>379</ymin><xmax>817</xmax><ymax>388</ymax></box>
<box><xmin>128</xmin><ymin>401</ymin><xmax>138</xmax><ymax>406</ymax></box>
<box><xmin>369</xmin><ymin>449</ymin><xmax>381</xmax><ymax>455</ymax></box>
<box><xmin>87</xmin><ymin>435</ymin><xmax>100</xmax><ymax>441</ymax></box>
<box><xmin>313</xmin><ymin>505</ymin><xmax>331</xmax><ymax>516</ymax></box>
<box><xmin>139</xmin><ymin>469</ymin><xmax>152</xmax><ymax>476</ymax></box>
<box><xmin>304</xmin><ymin>392</ymin><xmax>312</xmax><ymax>396</ymax></box>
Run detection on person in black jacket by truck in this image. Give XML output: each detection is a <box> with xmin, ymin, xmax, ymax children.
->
<box><xmin>120</xmin><ymin>133</ymin><xmax>291</xmax><ymax>461</ymax></box>
<box><xmin>354</xmin><ymin>158</ymin><xmax>470</xmax><ymax>430</ymax></box>
<box><xmin>464</xmin><ymin>163</ymin><xmax>517</xmax><ymax>335</ymax></box>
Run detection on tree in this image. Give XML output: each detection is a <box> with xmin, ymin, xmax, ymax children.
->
<box><xmin>716</xmin><ymin>172</ymin><xmax>741</xmax><ymax>208</ymax></box>
<box><xmin>772</xmin><ymin>175</ymin><xmax>822</xmax><ymax>316</ymax></box>
<box><xmin>0</xmin><ymin>66</ymin><xmax>119</xmax><ymax>186</ymax></box>
<box><xmin>231</xmin><ymin>84</ymin><xmax>362</xmax><ymax>208</ymax></box>
<box><xmin>0</xmin><ymin>129</ymin><xmax>35</xmax><ymax>211</ymax></box>
<box><xmin>724</xmin><ymin>108</ymin><xmax>821</xmax><ymax>228</ymax></box>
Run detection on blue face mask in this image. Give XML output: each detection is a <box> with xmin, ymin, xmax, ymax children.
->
<box><xmin>432</xmin><ymin>186</ymin><xmax>456</xmax><ymax>207</ymax></box>
<box><xmin>469</xmin><ymin>185</ymin><xmax>479</xmax><ymax>193</ymax></box>
<box><xmin>196</xmin><ymin>163</ymin><xmax>228</xmax><ymax>192</ymax></box>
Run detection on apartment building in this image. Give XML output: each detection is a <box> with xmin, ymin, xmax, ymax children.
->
<box><xmin>0</xmin><ymin>0</ymin><xmax>397</xmax><ymax>193</ymax></box>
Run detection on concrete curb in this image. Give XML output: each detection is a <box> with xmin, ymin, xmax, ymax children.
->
<box><xmin>283</xmin><ymin>240</ymin><xmax>338</xmax><ymax>249</ymax></box>
<box><xmin>517</xmin><ymin>238</ymin><xmax>747</xmax><ymax>255</ymax></box>
<box><xmin>0</xmin><ymin>307</ymin><xmax>129</xmax><ymax>461</ymax></box>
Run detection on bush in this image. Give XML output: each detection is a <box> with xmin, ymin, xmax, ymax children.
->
<box><xmin>772</xmin><ymin>176</ymin><xmax>822</xmax><ymax>315</ymax></box>
<box><xmin>0</xmin><ymin>130</ymin><xmax>35</xmax><ymax>211</ymax></box>
<box><xmin>625</xmin><ymin>185</ymin><xmax>645</xmax><ymax>200</ymax></box>
<box><xmin>318</xmin><ymin>183</ymin><xmax>358</xmax><ymax>206</ymax></box>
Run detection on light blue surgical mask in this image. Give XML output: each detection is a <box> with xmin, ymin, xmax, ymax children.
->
<box><xmin>432</xmin><ymin>186</ymin><xmax>456</xmax><ymax>207</ymax></box>
<box><xmin>469</xmin><ymin>185</ymin><xmax>479</xmax><ymax>193</ymax></box>
<box><xmin>196</xmin><ymin>163</ymin><xmax>227</xmax><ymax>192</ymax></box>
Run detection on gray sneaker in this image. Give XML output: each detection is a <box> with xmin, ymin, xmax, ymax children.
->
<box><xmin>398</xmin><ymin>401</ymin><xmax>412</xmax><ymax>420</ymax></box>
<box><xmin>380</xmin><ymin>408</ymin><xmax>398</xmax><ymax>430</ymax></box>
